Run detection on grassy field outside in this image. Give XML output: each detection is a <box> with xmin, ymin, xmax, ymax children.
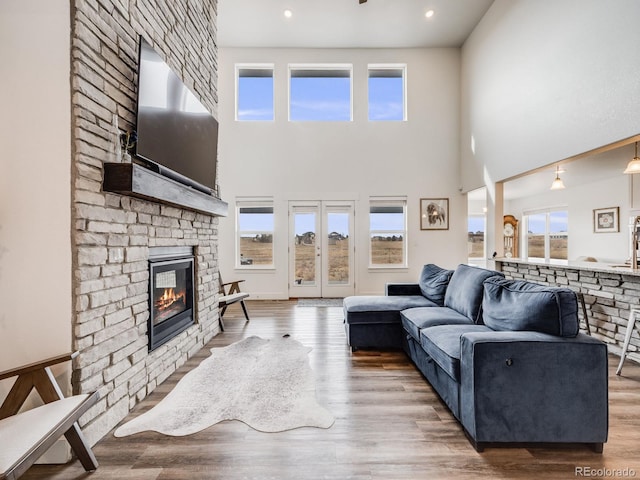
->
<box><xmin>293</xmin><ymin>239</ymin><xmax>350</xmax><ymax>284</ymax></box>
<box><xmin>467</xmin><ymin>233</ymin><xmax>567</xmax><ymax>259</ymax></box>
<box><xmin>241</xmin><ymin>234</ymin><xmax>568</xmax><ymax>282</ymax></box>
<box><xmin>528</xmin><ymin>235</ymin><xmax>568</xmax><ymax>259</ymax></box>
<box><xmin>468</xmin><ymin>233</ymin><xmax>484</xmax><ymax>258</ymax></box>
<box><xmin>240</xmin><ymin>237</ymin><xmax>403</xmax><ymax>285</ymax></box>
<box><xmin>239</xmin><ymin>237</ymin><xmax>274</xmax><ymax>265</ymax></box>
<box><xmin>370</xmin><ymin>238</ymin><xmax>404</xmax><ymax>265</ymax></box>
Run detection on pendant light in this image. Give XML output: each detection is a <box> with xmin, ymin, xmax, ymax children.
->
<box><xmin>550</xmin><ymin>165</ymin><xmax>565</xmax><ymax>190</ymax></box>
<box><xmin>623</xmin><ymin>142</ymin><xmax>640</xmax><ymax>174</ymax></box>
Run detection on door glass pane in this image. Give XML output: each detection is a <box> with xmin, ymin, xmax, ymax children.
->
<box><xmin>327</xmin><ymin>212</ymin><xmax>349</xmax><ymax>285</ymax></box>
<box><xmin>550</xmin><ymin>211</ymin><xmax>568</xmax><ymax>260</ymax></box>
<box><xmin>294</xmin><ymin>213</ymin><xmax>316</xmax><ymax>285</ymax></box>
<box><xmin>468</xmin><ymin>216</ymin><xmax>485</xmax><ymax>258</ymax></box>
<box><xmin>527</xmin><ymin>213</ymin><xmax>546</xmax><ymax>259</ymax></box>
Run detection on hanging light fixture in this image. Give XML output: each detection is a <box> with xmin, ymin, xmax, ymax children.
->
<box><xmin>623</xmin><ymin>142</ymin><xmax>640</xmax><ymax>174</ymax></box>
<box><xmin>550</xmin><ymin>165</ymin><xmax>565</xmax><ymax>190</ymax></box>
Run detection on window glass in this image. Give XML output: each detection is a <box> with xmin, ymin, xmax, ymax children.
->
<box><xmin>237</xmin><ymin>205</ymin><xmax>274</xmax><ymax>267</ymax></box>
<box><xmin>369</xmin><ymin>201</ymin><xmax>407</xmax><ymax>267</ymax></box>
<box><xmin>293</xmin><ymin>212</ymin><xmax>317</xmax><ymax>285</ymax></box>
<box><xmin>468</xmin><ymin>216</ymin><xmax>485</xmax><ymax>259</ymax></box>
<box><xmin>327</xmin><ymin>212</ymin><xmax>350</xmax><ymax>285</ymax></box>
<box><xmin>527</xmin><ymin>213</ymin><xmax>547</xmax><ymax>259</ymax></box>
<box><xmin>524</xmin><ymin>209</ymin><xmax>568</xmax><ymax>262</ymax></box>
<box><xmin>289</xmin><ymin>67</ymin><xmax>352</xmax><ymax>121</ymax></box>
<box><xmin>237</xmin><ymin>67</ymin><xmax>274</xmax><ymax>121</ymax></box>
<box><xmin>368</xmin><ymin>67</ymin><xmax>405</xmax><ymax>121</ymax></box>
<box><xmin>549</xmin><ymin>210</ymin><xmax>568</xmax><ymax>260</ymax></box>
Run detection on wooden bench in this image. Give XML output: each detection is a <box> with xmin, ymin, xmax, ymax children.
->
<box><xmin>218</xmin><ymin>275</ymin><xmax>250</xmax><ymax>331</ymax></box>
<box><xmin>0</xmin><ymin>352</ymin><xmax>99</xmax><ymax>480</ymax></box>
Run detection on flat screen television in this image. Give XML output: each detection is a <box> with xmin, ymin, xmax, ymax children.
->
<box><xmin>135</xmin><ymin>36</ymin><xmax>218</xmax><ymax>195</ymax></box>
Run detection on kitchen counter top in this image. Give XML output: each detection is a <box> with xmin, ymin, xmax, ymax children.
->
<box><xmin>494</xmin><ymin>258</ymin><xmax>640</xmax><ymax>277</ymax></box>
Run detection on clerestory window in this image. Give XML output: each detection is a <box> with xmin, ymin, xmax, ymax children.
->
<box><xmin>289</xmin><ymin>65</ymin><xmax>352</xmax><ymax>121</ymax></box>
<box><xmin>368</xmin><ymin>65</ymin><xmax>406</xmax><ymax>121</ymax></box>
<box><xmin>236</xmin><ymin>65</ymin><xmax>274</xmax><ymax>121</ymax></box>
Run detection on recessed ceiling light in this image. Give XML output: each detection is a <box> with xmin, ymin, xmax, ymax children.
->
<box><xmin>284</xmin><ymin>9</ymin><xmax>293</xmax><ymax>18</ymax></box>
<box><xmin>425</xmin><ymin>9</ymin><xmax>435</xmax><ymax>18</ymax></box>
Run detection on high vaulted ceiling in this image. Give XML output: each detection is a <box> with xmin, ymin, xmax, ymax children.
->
<box><xmin>217</xmin><ymin>0</ymin><xmax>495</xmax><ymax>49</ymax></box>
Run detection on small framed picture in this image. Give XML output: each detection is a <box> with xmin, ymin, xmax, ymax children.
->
<box><xmin>593</xmin><ymin>207</ymin><xmax>619</xmax><ymax>233</ymax></box>
<box><xmin>420</xmin><ymin>198</ymin><xmax>449</xmax><ymax>230</ymax></box>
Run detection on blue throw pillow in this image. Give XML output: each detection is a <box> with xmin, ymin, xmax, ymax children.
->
<box><xmin>418</xmin><ymin>264</ymin><xmax>454</xmax><ymax>306</ymax></box>
<box><xmin>482</xmin><ymin>277</ymin><xmax>579</xmax><ymax>337</ymax></box>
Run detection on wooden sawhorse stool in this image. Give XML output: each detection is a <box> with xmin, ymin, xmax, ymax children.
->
<box><xmin>0</xmin><ymin>352</ymin><xmax>99</xmax><ymax>480</ymax></box>
<box><xmin>218</xmin><ymin>276</ymin><xmax>250</xmax><ymax>332</ymax></box>
<box><xmin>576</xmin><ymin>292</ymin><xmax>592</xmax><ymax>335</ymax></box>
<box><xmin>616</xmin><ymin>308</ymin><xmax>640</xmax><ymax>375</ymax></box>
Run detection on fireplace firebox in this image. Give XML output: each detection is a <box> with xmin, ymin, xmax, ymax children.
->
<box><xmin>148</xmin><ymin>247</ymin><xmax>195</xmax><ymax>351</ymax></box>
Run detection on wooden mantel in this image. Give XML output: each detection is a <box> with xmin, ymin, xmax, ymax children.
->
<box><xmin>102</xmin><ymin>163</ymin><xmax>228</xmax><ymax>217</ymax></box>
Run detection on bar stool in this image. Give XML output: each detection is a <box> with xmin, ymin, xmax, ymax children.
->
<box><xmin>616</xmin><ymin>308</ymin><xmax>640</xmax><ymax>376</ymax></box>
<box><xmin>576</xmin><ymin>292</ymin><xmax>591</xmax><ymax>335</ymax></box>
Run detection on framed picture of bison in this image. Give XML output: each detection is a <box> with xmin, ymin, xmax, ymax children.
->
<box><xmin>420</xmin><ymin>198</ymin><xmax>449</xmax><ymax>230</ymax></box>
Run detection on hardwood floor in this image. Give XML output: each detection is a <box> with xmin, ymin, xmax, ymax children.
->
<box><xmin>22</xmin><ymin>300</ymin><xmax>640</xmax><ymax>479</ymax></box>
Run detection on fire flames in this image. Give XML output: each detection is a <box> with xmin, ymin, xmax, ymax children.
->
<box><xmin>155</xmin><ymin>288</ymin><xmax>186</xmax><ymax>312</ymax></box>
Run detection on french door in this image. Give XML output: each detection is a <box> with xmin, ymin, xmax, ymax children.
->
<box><xmin>288</xmin><ymin>201</ymin><xmax>355</xmax><ymax>298</ymax></box>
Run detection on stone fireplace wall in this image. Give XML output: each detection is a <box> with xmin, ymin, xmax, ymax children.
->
<box><xmin>70</xmin><ymin>0</ymin><xmax>220</xmax><ymax>444</ymax></box>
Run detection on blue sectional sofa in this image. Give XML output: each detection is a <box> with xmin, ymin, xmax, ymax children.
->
<box><xmin>343</xmin><ymin>264</ymin><xmax>609</xmax><ymax>452</ymax></box>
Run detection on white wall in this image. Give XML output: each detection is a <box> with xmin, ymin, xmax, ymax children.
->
<box><xmin>507</xmin><ymin>177</ymin><xmax>631</xmax><ymax>263</ymax></box>
<box><xmin>218</xmin><ymin>48</ymin><xmax>467</xmax><ymax>297</ymax></box>
<box><xmin>0</xmin><ymin>0</ymin><xmax>72</xmax><ymax>385</ymax></box>
<box><xmin>504</xmin><ymin>146</ymin><xmax>632</xmax><ymax>262</ymax></box>
<box><xmin>461</xmin><ymin>0</ymin><xmax>640</xmax><ymax>192</ymax></box>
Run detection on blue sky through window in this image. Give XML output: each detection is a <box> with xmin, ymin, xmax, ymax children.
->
<box><xmin>237</xmin><ymin>65</ymin><xmax>406</xmax><ymax>122</ymax></box>
<box><xmin>528</xmin><ymin>211</ymin><xmax>568</xmax><ymax>233</ymax></box>
<box><xmin>241</xmin><ymin>210</ymin><xmax>398</xmax><ymax>235</ymax></box>
<box><xmin>238</xmin><ymin>76</ymin><xmax>274</xmax><ymax>121</ymax></box>
<box><xmin>368</xmin><ymin>77</ymin><xmax>404</xmax><ymax>121</ymax></box>
<box><xmin>295</xmin><ymin>214</ymin><xmax>315</xmax><ymax>235</ymax></box>
<box><xmin>528</xmin><ymin>214</ymin><xmax>546</xmax><ymax>234</ymax></box>
<box><xmin>370</xmin><ymin>212</ymin><xmax>404</xmax><ymax>231</ymax></box>
<box><xmin>328</xmin><ymin>213</ymin><xmax>349</xmax><ymax>235</ymax></box>
<box><xmin>550</xmin><ymin>211</ymin><xmax>568</xmax><ymax>233</ymax></box>
<box><xmin>290</xmin><ymin>76</ymin><xmax>351</xmax><ymax>121</ymax></box>
<box><xmin>293</xmin><ymin>213</ymin><xmax>349</xmax><ymax>235</ymax></box>
<box><xmin>468</xmin><ymin>217</ymin><xmax>485</xmax><ymax>233</ymax></box>
<box><xmin>239</xmin><ymin>212</ymin><xmax>273</xmax><ymax>231</ymax></box>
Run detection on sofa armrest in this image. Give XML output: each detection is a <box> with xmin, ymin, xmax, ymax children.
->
<box><xmin>385</xmin><ymin>283</ymin><xmax>421</xmax><ymax>296</ymax></box>
<box><xmin>459</xmin><ymin>331</ymin><xmax>608</xmax><ymax>446</ymax></box>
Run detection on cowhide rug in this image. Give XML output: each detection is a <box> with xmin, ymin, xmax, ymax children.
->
<box><xmin>114</xmin><ymin>336</ymin><xmax>334</xmax><ymax>436</ymax></box>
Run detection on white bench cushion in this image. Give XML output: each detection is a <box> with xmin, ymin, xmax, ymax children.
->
<box><xmin>0</xmin><ymin>395</ymin><xmax>90</xmax><ymax>474</ymax></box>
<box><xmin>219</xmin><ymin>292</ymin><xmax>249</xmax><ymax>304</ymax></box>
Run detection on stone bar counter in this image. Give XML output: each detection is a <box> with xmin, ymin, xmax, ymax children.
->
<box><xmin>495</xmin><ymin>258</ymin><xmax>639</xmax><ymax>365</ymax></box>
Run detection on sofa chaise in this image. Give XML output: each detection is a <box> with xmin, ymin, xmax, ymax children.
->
<box><xmin>343</xmin><ymin>264</ymin><xmax>609</xmax><ymax>452</ymax></box>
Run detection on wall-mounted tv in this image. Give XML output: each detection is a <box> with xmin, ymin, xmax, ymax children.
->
<box><xmin>135</xmin><ymin>37</ymin><xmax>218</xmax><ymax>195</ymax></box>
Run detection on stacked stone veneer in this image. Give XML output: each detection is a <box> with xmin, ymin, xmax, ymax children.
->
<box><xmin>500</xmin><ymin>262</ymin><xmax>640</xmax><ymax>365</ymax></box>
<box><xmin>70</xmin><ymin>0</ymin><xmax>219</xmax><ymax>444</ymax></box>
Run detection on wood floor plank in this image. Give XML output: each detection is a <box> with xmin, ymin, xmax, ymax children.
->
<box><xmin>21</xmin><ymin>300</ymin><xmax>640</xmax><ymax>479</ymax></box>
